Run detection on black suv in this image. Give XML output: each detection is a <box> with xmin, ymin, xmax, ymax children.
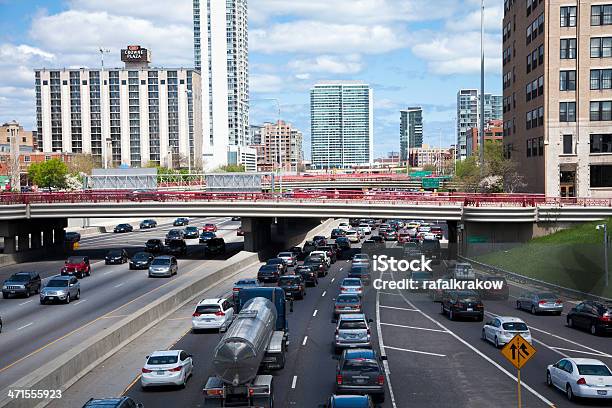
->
<box><xmin>278</xmin><ymin>275</ymin><xmax>306</xmax><ymax>299</ymax></box>
<box><xmin>295</xmin><ymin>265</ymin><xmax>318</xmax><ymax>286</ymax></box>
<box><xmin>183</xmin><ymin>226</ymin><xmax>199</xmax><ymax>239</ymax></box>
<box><xmin>336</xmin><ymin>348</ymin><xmax>386</xmax><ymax>402</ymax></box>
<box><xmin>82</xmin><ymin>397</ymin><xmax>143</xmax><ymax>408</ymax></box>
<box><xmin>2</xmin><ymin>272</ymin><xmax>41</xmax><ymax>298</ymax></box>
<box><xmin>204</xmin><ymin>238</ymin><xmax>226</xmax><ymax>256</ymax></box>
<box><xmin>165</xmin><ymin>229</ymin><xmax>185</xmax><ymax>245</ymax></box>
<box><xmin>129</xmin><ymin>252</ymin><xmax>155</xmax><ymax>270</ymax></box>
<box><xmin>113</xmin><ymin>223</ymin><xmax>133</xmax><ymax>233</ymax></box>
<box><xmin>167</xmin><ymin>239</ymin><xmax>187</xmax><ymax>256</ymax></box>
<box><xmin>105</xmin><ymin>249</ymin><xmax>129</xmax><ymax>265</ymax></box>
<box><xmin>303</xmin><ymin>255</ymin><xmax>327</xmax><ymax>277</ymax></box>
<box><xmin>173</xmin><ymin>217</ymin><xmax>189</xmax><ymax>226</ymax></box>
<box><xmin>567</xmin><ymin>300</ymin><xmax>612</xmax><ymax>336</ymax></box>
<box><xmin>441</xmin><ymin>290</ymin><xmax>484</xmax><ymax>321</ymax></box>
<box><xmin>145</xmin><ymin>239</ymin><xmax>164</xmax><ymax>253</ymax></box>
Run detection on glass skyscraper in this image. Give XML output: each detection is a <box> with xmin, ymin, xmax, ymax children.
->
<box><xmin>456</xmin><ymin>89</ymin><xmax>502</xmax><ymax>160</ymax></box>
<box><xmin>400</xmin><ymin>107</ymin><xmax>423</xmax><ymax>162</ymax></box>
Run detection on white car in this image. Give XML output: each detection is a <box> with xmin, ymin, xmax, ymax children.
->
<box><xmin>547</xmin><ymin>358</ymin><xmax>612</xmax><ymax>401</ymax></box>
<box><xmin>340</xmin><ymin>278</ymin><xmax>363</xmax><ymax>296</ymax></box>
<box><xmin>352</xmin><ymin>253</ymin><xmax>370</xmax><ymax>266</ymax></box>
<box><xmin>481</xmin><ymin>316</ymin><xmax>532</xmax><ymax>348</ymax></box>
<box><xmin>310</xmin><ymin>250</ymin><xmax>331</xmax><ymax>267</ymax></box>
<box><xmin>191</xmin><ymin>297</ymin><xmax>235</xmax><ymax>331</ymax></box>
<box><xmin>345</xmin><ymin>230</ymin><xmax>360</xmax><ymax>243</ymax></box>
<box><xmin>338</xmin><ymin>222</ymin><xmax>351</xmax><ymax>231</ymax></box>
<box><xmin>358</xmin><ymin>224</ymin><xmax>372</xmax><ymax>235</ymax></box>
<box><xmin>141</xmin><ymin>350</ymin><xmax>193</xmax><ymax>388</ymax></box>
<box><xmin>277</xmin><ymin>252</ymin><xmax>296</xmax><ymax>267</ymax></box>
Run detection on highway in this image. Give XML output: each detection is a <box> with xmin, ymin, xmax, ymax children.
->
<box><xmin>118</xmin><ymin>226</ymin><xmax>612</xmax><ymax>408</ymax></box>
<box><xmin>0</xmin><ymin>216</ymin><xmax>242</xmax><ymax>390</ymax></box>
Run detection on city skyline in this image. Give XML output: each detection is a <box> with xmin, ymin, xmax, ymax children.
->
<box><xmin>0</xmin><ymin>0</ymin><xmax>503</xmax><ymax>159</ymax></box>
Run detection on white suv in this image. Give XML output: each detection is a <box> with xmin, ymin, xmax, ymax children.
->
<box><xmin>192</xmin><ymin>297</ymin><xmax>235</xmax><ymax>331</ymax></box>
<box><xmin>310</xmin><ymin>250</ymin><xmax>331</xmax><ymax>267</ymax></box>
<box><xmin>482</xmin><ymin>316</ymin><xmax>532</xmax><ymax>348</ymax></box>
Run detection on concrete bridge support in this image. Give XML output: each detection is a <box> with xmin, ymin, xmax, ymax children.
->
<box><xmin>0</xmin><ymin>218</ymin><xmax>67</xmax><ymax>256</ymax></box>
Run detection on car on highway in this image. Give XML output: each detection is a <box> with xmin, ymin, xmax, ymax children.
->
<box><xmin>340</xmin><ymin>278</ymin><xmax>363</xmax><ymax>297</ymax></box>
<box><xmin>319</xmin><ymin>244</ymin><xmax>339</xmax><ymax>262</ymax></box>
<box><xmin>417</xmin><ymin>224</ymin><xmax>431</xmax><ymax>234</ymax></box>
<box><xmin>335</xmin><ymin>237</ymin><xmax>352</xmax><ymax>252</ymax></box>
<box><xmin>204</xmin><ymin>238</ymin><xmax>226</xmax><ymax>256</ymax></box>
<box><xmin>304</xmin><ymin>255</ymin><xmax>328</xmax><ymax>277</ymax></box>
<box><xmin>334</xmin><ymin>314</ymin><xmax>373</xmax><ymax>353</ymax></box>
<box><xmin>345</xmin><ymin>230</ymin><xmax>361</xmax><ymax>243</ymax></box>
<box><xmin>0</xmin><ymin>315</ymin><xmax>3</xmax><ymax>333</ymax></box>
<box><xmin>335</xmin><ymin>348</ymin><xmax>386</xmax><ymax>402</ymax></box>
<box><xmin>567</xmin><ymin>300</ymin><xmax>612</xmax><ymax>336</ymax></box>
<box><xmin>64</xmin><ymin>231</ymin><xmax>81</xmax><ymax>243</ymax></box>
<box><xmin>40</xmin><ymin>275</ymin><xmax>80</xmax><ymax>304</ymax></box>
<box><xmin>338</xmin><ymin>222</ymin><xmax>351</xmax><ymax>231</ymax></box>
<box><xmin>167</xmin><ymin>239</ymin><xmax>187</xmax><ymax>256</ymax></box>
<box><xmin>183</xmin><ymin>226</ymin><xmax>199</xmax><ymax>239</ymax></box>
<box><xmin>358</xmin><ymin>224</ymin><xmax>372</xmax><ymax>235</ymax></box>
<box><xmin>313</xmin><ymin>235</ymin><xmax>328</xmax><ymax>245</ymax></box>
<box><xmin>351</xmin><ymin>254</ymin><xmax>369</xmax><ymax>267</ymax></box>
<box><xmin>62</xmin><ymin>256</ymin><xmax>91</xmax><ymax>278</ymax></box>
<box><xmin>2</xmin><ymin>271</ymin><xmax>41</xmax><ymax>298</ymax></box>
<box><xmin>232</xmin><ymin>278</ymin><xmax>260</xmax><ymax>298</ymax></box>
<box><xmin>236</xmin><ymin>226</ymin><xmax>244</xmax><ymax>236</ymax></box>
<box><xmin>278</xmin><ymin>275</ymin><xmax>306</xmax><ymax>299</ymax></box>
<box><xmin>191</xmin><ymin>297</ymin><xmax>235</xmax><ymax>331</ymax></box>
<box><xmin>430</xmin><ymin>226</ymin><xmax>443</xmax><ymax>239</ymax></box>
<box><xmin>129</xmin><ymin>252</ymin><xmax>155</xmax><ymax>270</ymax></box>
<box><xmin>145</xmin><ymin>238</ymin><xmax>164</xmax><ymax>254</ymax></box>
<box><xmin>310</xmin><ymin>250</ymin><xmax>331</xmax><ymax>267</ymax></box>
<box><xmin>165</xmin><ymin>229</ymin><xmax>185</xmax><ymax>245</ymax></box>
<box><xmin>199</xmin><ymin>231</ymin><xmax>216</xmax><ymax>243</ymax></box>
<box><xmin>516</xmin><ymin>291</ymin><xmax>563</xmax><ymax>315</ymax></box>
<box><xmin>148</xmin><ymin>255</ymin><xmax>178</xmax><ymax>278</ymax></box>
<box><xmin>173</xmin><ymin>217</ymin><xmax>189</xmax><ymax>226</ymax></box>
<box><xmin>231</xmin><ymin>216</ymin><xmax>241</xmax><ymax>221</ymax></box>
<box><xmin>257</xmin><ymin>264</ymin><xmax>281</xmax><ymax>283</ymax></box>
<box><xmin>348</xmin><ymin>265</ymin><xmax>371</xmax><ymax>285</ymax></box>
<box><xmin>420</xmin><ymin>238</ymin><xmax>441</xmax><ymax>264</ymax></box>
<box><xmin>381</xmin><ymin>229</ymin><xmax>398</xmax><ymax>241</ymax></box>
<box><xmin>440</xmin><ymin>290</ymin><xmax>484</xmax><ymax>321</ymax></box>
<box><xmin>202</xmin><ymin>223</ymin><xmax>217</xmax><ymax>232</ymax></box>
<box><xmin>105</xmin><ymin>249</ymin><xmax>129</xmax><ymax>265</ymax></box>
<box><xmin>547</xmin><ymin>358</ymin><xmax>612</xmax><ymax>401</ymax></box>
<box><xmin>331</xmin><ymin>228</ymin><xmax>347</xmax><ymax>239</ymax></box>
<box><xmin>113</xmin><ymin>223</ymin><xmax>133</xmax><ymax>233</ymax></box>
<box><xmin>334</xmin><ymin>294</ymin><xmax>363</xmax><ymax>317</ymax></box>
<box><xmin>266</xmin><ymin>257</ymin><xmax>288</xmax><ymax>274</ymax></box>
<box><xmin>289</xmin><ymin>246</ymin><xmax>305</xmax><ymax>260</ymax></box>
<box><xmin>479</xmin><ymin>276</ymin><xmax>509</xmax><ymax>300</ymax></box>
<box><xmin>141</xmin><ymin>350</ymin><xmax>193</xmax><ymax>389</ymax></box>
<box><xmin>410</xmin><ymin>271</ymin><xmax>432</xmax><ymax>292</ymax></box>
<box><xmin>403</xmin><ymin>242</ymin><xmax>422</xmax><ymax>259</ymax></box>
<box><xmin>83</xmin><ymin>397</ymin><xmax>144</xmax><ymax>408</ymax></box>
<box><xmin>139</xmin><ymin>219</ymin><xmax>157</xmax><ymax>229</ymax></box>
<box><xmin>397</xmin><ymin>230</ymin><xmax>412</xmax><ymax>243</ymax></box>
<box><xmin>320</xmin><ymin>395</ymin><xmax>375</xmax><ymax>408</ymax></box>
<box><xmin>481</xmin><ymin>316</ymin><xmax>532</xmax><ymax>348</ymax></box>
<box><xmin>295</xmin><ymin>265</ymin><xmax>319</xmax><ymax>286</ymax></box>
<box><xmin>277</xmin><ymin>251</ymin><xmax>297</xmax><ymax>267</ymax></box>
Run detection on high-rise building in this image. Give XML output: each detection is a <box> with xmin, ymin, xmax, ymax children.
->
<box><xmin>310</xmin><ymin>82</ymin><xmax>373</xmax><ymax>169</ymax></box>
<box><xmin>193</xmin><ymin>0</ymin><xmax>249</xmax><ymax>170</ymax></box>
<box><xmin>503</xmin><ymin>0</ymin><xmax>612</xmax><ymax>198</ymax></box>
<box><xmin>251</xmin><ymin>120</ymin><xmax>303</xmax><ymax>172</ymax></box>
<box><xmin>35</xmin><ymin>47</ymin><xmax>202</xmax><ymax>169</ymax></box>
<box><xmin>400</xmin><ymin>107</ymin><xmax>423</xmax><ymax>161</ymax></box>
<box><xmin>466</xmin><ymin>119</ymin><xmax>503</xmax><ymax>157</ymax></box>
<box><xmin>249</xmin><ymin>124</ymin><xmax>263</xmax><ymax>145</ymax></box>
<box><xmin>456</xmin><ymin>89</ymin><xmax>502</xmax><ymax>160</ymax></box>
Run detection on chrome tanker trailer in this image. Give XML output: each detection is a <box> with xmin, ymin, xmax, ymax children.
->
<box><xmin>203</xmin><ymin>288</ymin><xmax>288</xmax><ymax>407</ymax></box>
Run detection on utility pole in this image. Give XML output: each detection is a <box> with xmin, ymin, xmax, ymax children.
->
<box><xmin>98</xmin><ymin>47</ymin><xmax>110</xmax><ymax>70</ymax></box>
<box><xmin>479</xmin><ymin>0</ymin><xmax>486</xmax><ymax>174</ymax></box>
<box><xmin>597</xmin><ymin>224</ymin><xmax>609</xmax><ymax>287</ymax></box>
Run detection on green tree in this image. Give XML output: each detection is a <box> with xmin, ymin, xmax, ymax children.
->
<box><xmin>422</xmin><ymin>164</ymin><xmax>437</xmax><ymax>172</ymax></box>
<box><xmin>216</xmin><ymin>164</ymin><xmax>246</xmax><ymax>173</ymax></box>
<box><xmin>453</xmin><ymin>156</ymin><xmax>480</xmax><ymax>192</ymax></box>
<box><xmin>28</xmin><ymin>159</ymin><xmax>68</xmax><ymax>190</ymax></box>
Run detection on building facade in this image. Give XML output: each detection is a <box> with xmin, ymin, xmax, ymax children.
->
<box><xmin>251</xmin><ymin>120</ymin><xmax>303</xmax><ymax>172</ymax></box>
<box><xmin>227</xmin><ymin>145</ymin><xmax>257</xmax><ymax>172</ymax></box>
<box><xmin>310</xmin><ymin>82</ymin><xmax>373</xmax><ymax>169</ymax></box>
<box><xmin>466</xmin><ymin>119</ymin><xmax>504</xmax><ymax>156</ymax></box>
<box><xmin>456</xmin><ymin>89</ymin><xmax>502</xmax><ymax>160</ymax></box>
<box><xmin>408</xmin><ymin>144</ymin><xmax>453</xmax><ymax>170</ymax></box>
<box><xmin>35</xmin><ymin>63</ymin><xmax>202</xmax><ymax>169</ymax></box>
<box><xmin>249</xmin><ymin>124</ymin><xmax>263</xmax><ymax>145</ymax></box>
<box><xmin>0</xmin><ymin>121</ymin><xmax>37</xmax><ymax>153</ymax></box>
<box><xmin>194</xmin><ymin>0</ymin><xmax>249</xmax><ymax>170</ymax></box>
<box><xmin>503</xmin><ymin>0</ymin><xmax>612</xmax><ymax>197</ymax></box>
<box><xmin>400</xmin><ymin>107</ymin><xmax>424</xmax><ymax>162</ymax></box>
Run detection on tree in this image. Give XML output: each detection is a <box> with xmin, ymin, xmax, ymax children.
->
<box><xmin>453</xmin><ymin>156</ymin><xmax>480</xmax><ymax>192</ymax></box>
<box><xmin>68</xmin><ymin>153</ymin><xmax>97</xmax><ymax>175</ymax></box>
<box><xmin>216</xmin><ymin>164</ymin><xmax>246</xmax><ymax>173</ymax></box>
<box><xmin>422</xmin><ymin>164</ymin><xmax>437</xmax><ymax>172</ymax></box>
<box><xmin>28</xmin><ymin>159</ymin><xmax>68</xmax><ymax>190</ymax></box>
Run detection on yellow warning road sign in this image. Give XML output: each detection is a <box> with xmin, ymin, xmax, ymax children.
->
<box><xmin>501</xmin><ymin>334</ymin><xmax>536</xmax><ymax>370</ymax></box>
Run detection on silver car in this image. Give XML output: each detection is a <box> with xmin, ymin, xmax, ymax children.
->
<box><xmin>148</xmin><ymin>256</ymin><xmax>178</xmax><ymax>278</ymax></box>
<box><xmin>334</xmin><ymin>313</ymin><xmax>373</xmax><ymax>353</ymax></box>
<box><xmin>40</xmin><ymin>275</ymin><xmax>80</xmax><ymax>304</ymax></box>
<box><xmin>516</xmin><ymin>292</ymin><xmax>563</xmax><ymax>315</ymax></box>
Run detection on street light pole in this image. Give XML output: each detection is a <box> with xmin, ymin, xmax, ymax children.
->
<box><xmin>597</xmin><ymin>224</ymin><xmax>609</xmax><ymax>287</ymax></box>
<box><xmin>479</xmin><ymin>0</ymin><xmax>486</xmax><ymax>174</ymax></box>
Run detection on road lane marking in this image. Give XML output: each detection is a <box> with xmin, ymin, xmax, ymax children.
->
<box><xmin>379</xmin><ymin>305</ymin><xmax>419</xmax><ymax>313</ymax></box>
<box><xmin>302</xmin><ymin>336</ymin><xmax>308</xmax><ymax>346</ymax></box>
<box><xmin>380</xmin><ymin>322</ymin><xmax>449</xmax><ymax>334</ymax></box>
<box><xmin>167</xmin><ymin>317</ymin><xmax>192</xmax><ymax>321</ymax></box>
<box><xmin>291</xmin><ymin>375</ymin><xmax>297</xmax><ymax>389</ymax></box>
<box><xmin>550</xmin><ymin>346</ymin><xmax>612</xmax><ymax>358</ymax></box>
<box><xmin>321</xmin><ymin>291</ymin><xmax>326</xmax><ymax>297</ymax></box>
<box><xmin>384</xmin><ymin>345</ymin><xmax>446</xmax><ymax>357</ymax></box>
<box><xmin>312</xmin><ymin>309</ymin><xmax>318</xmax><ymax>317</ymax></box>
<box><xmin>101</xmin><ymin>314</ymin><xmax>130</xmax><ymax>319</ymax></box>
<box><xmin>17</xmin><ymin>322</ymin><xmax>33</xmax><ymax>331</ymax></box>
<box><xmin>379</xmin><ymin>291</ymin><xmax>401</xmax><ymax>296</ymax></box>
<box><xmin>18</xmin><ymin>300</ymin><xmax>33</xmax><ymax>306</ymax></box>
<box><xmin>331</xmin><ymin>278</ymin><xmax>335</xmax><ymax>283</ymax></box>
<box><xmin>114</xmin><ymin>283</ymin><xmax>124</xmax><ymax>288</ymax></box>
<box><xmin>339</xmin><ymin>267</ymin><xmax>343</xmax><ymax>271</ymax></box>
<box><xmin>376</xmin><ymin>279</ymin><xmax>398</xmax><ymax>408</ymax></box>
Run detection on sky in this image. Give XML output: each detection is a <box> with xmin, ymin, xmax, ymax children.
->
<box><xmin>0</xmin><ymin>0</ymin><xmax>503</xmax><ymax>158</ymax></box>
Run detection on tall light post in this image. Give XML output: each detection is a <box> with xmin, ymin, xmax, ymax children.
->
<box><xmin>8</xmin><ymin>123</ymin><xmax>21</xmax><ymax>192</ymax></box>
<box><xmin>185</xmin><ymin>88</ymin><xmax>193</xmax><ymax>174</ymax></box>
<box><xmin>596</xmin><ymin>224</ymin><xmax>609</xmax><ymax>287</ymax></box>
<box><xmin>479</xmin><ymin>0</ymin><xmax>486</xmax><ymax>174</ymax></box>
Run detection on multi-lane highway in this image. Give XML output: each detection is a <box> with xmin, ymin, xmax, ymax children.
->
<box><xmin>0</xmin><ymin>216</ymin><xmax>242</xmax><ymax>390</ymax></box>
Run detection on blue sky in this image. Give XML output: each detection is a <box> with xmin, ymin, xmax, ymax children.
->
<box><xmin>0</xmin><ymin>0</ymin><xmax>503</xmax><ymax>158</ymax></box>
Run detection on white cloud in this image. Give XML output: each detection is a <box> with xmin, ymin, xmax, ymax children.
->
<box><xmin>295</xmin><ymin>73</ymin><xmax>311</xmax><ymax>80</ymax></box>
<box><xmin>251</xmin><ymin>21</ymin><xmax>408</xmax><ymax>54</ymax></box>
<box><xmin>288</xmin><ymin>54</ymin><xmax>363</xmax><ymax>75</ymax></box>
<box><xmin>445</xmin><ymin>1</ymin><xmax>504</xmax><ymax>33</ymax></box>
<box><xmin>251</xmin><ymin>74</ymin><xmax>284</xmax><ymax>93</ymax></box>
<box><xmin>68</xmin><ymin>0</ymin><xmax>193</xmax><ymax>24</ymax></box>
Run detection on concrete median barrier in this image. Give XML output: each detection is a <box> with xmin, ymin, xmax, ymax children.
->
<box><xmin>0</xmin><ymin>251</ymin><xmax>260</xmax><ymax>408</ymax></box>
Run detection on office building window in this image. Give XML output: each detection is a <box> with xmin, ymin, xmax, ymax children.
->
<box><xmin>591</xmin><ymin>165</ymin><xmax>612</xmax><ymax>187</ymax></box>
<box><xmin>561</xmin><ymin>6</ymin><xmax>577</xmax><ymax>27</ymax></box>
<box><xmin>591</xmin><ymin>37</ymin><xmax>612</xmax><ymax>58</ymax></box>
<box><xmin>560</xmin><ymin>70</ymin><xmax>576</xmax><ymax>90</ymax></box>
<box><xmin>563</xmin><ymin>134</ymin><xmax>574</xmax><ymax>154</ymax></box>
<box><xmin>527</xmin><ymin>139</ymin><xmax>532</xmax><ymax>157</ymax></box>
<box><xmin>561</xmin><ymin>38</ymin><xmax>577</xmax><ymax>59</ymax></box>
<box><xmin>560</xmin><ymin>102</ymin><xmax>576</xmax><ymax>122</ymax></box>
<box><xmin>592</xmin><ymin>5</ymin><xmax>612</xmax><ymax>26</ymax></box>
<box><xmin>590</xmin><ymin>101</ymin><xmax>612</xmax><ymax>121</ymax></box>
<box><xmin>591</xmin><ymin>134</ymin><xmax>612</xmax><ymax>153</ymax></box>
<box><xmin>591</xmin><ymin>69</ymin><xmax>612</xmax><ymax>90</ymax></box>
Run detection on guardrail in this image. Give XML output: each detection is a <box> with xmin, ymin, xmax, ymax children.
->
<box><xmin>458</xmin><ymin>255</ymin><xmax>612</xmax><ymax>303</ymax></box>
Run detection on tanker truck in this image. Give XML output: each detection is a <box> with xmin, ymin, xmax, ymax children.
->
<box><xmin>203</xmin><ymin>287</ymin><xmax>288</xmax><ymax>407</ymax></box>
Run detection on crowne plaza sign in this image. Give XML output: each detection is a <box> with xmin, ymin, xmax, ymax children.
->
<box><xmin>121</xmin><ymin>45</ymin><xmax>150</xmax><ymax>63</ymax></box>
